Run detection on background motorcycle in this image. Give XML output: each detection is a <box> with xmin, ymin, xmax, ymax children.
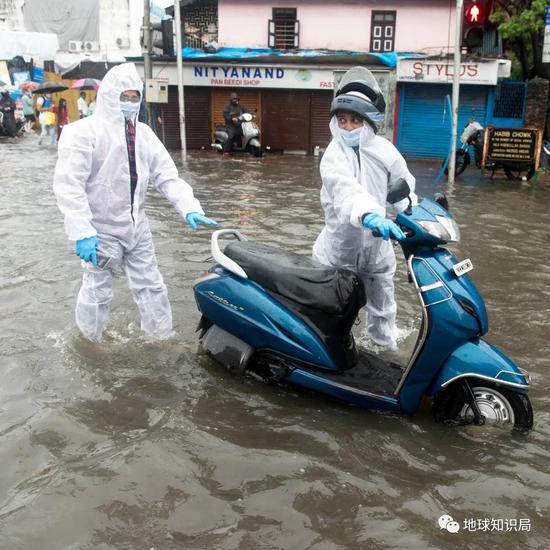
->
<box><xmin>446</xmin><ymin>119</ymin><xmax>536</xmax><ymax>181</ymax></box>
<box><xmin>212</xmin><ymin>112</ymin><xmax>262</xmax><ymax>157</ymax></box>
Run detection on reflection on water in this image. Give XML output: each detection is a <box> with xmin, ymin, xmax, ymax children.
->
<box><xmin>0</xmin><ymin>135</ymin><xmax>549</xmax><ymax>548</ymax></box>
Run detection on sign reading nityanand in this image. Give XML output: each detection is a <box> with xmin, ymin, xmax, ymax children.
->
<box><xmin>182</xmin><ymin>65</ymin><xmax>337</xmax><ymax>89</ymax></box>
<box><xmin>396</xmin><ymin>58</ymin><xmax>501</xmax><ymax>85</ymax></box>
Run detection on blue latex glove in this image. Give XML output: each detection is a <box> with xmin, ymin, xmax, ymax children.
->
<box><xmin>75</xmin><ymin>236</ymin><xmax>99</xmax><ymax>266</ymax></box>
<box><xmin>362</xmin><ymin>213</ymin><xmax>406</xmax><ymax>241</ymax></box>
<box><xmin>185</xmin><ymin>212</ymin><xmax>218</xmax><ymax>230</ymax></box>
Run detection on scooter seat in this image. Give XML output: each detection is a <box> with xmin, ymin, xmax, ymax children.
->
<box><xmin>225</xmin><ymin>241</ymin><xmax>366</xmax><ymax>370</ymax></box>
<box><xmin>225</xmin><ymin>241</ymin><xmax>364</xmax><ymax>316</ymax></box>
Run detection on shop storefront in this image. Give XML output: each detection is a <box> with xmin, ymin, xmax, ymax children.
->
<box><xmin>138</xmin><ymin>61</ymin><xmax>393</xmax><ymax>153</ymax></box>
<box><xmin>395</xmin><ymin>57</ymin><xmax>523</xmax><ymax>159</ymax></box>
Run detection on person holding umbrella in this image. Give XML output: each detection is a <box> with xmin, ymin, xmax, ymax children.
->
<box><xmin>77</xmin><ymin>91</ymin><xmax>89</xmax><ymax>118</ymax></box>
<box><xmin>53</xmin><ymin>97</ymin><xmax>69</xmax><ymax>140</ymax></box>
<box><xmin>36</xmin><ymin>93</ymin><xmax>56</xmax><ymax>145</ymax></box>
<box><xmin>32</xmin><ymin>81</ymin><xmax>68</xmax><ymax>145</ymax></box>
<box><xmin>22</xmin><ymin>89</ymin><xmax>36</xmax><ymax>131</ymax></box>
<box><xmin>71</xmin><ymin>79</ymin><xmax>101</xmax><ymax>118</ymax></box>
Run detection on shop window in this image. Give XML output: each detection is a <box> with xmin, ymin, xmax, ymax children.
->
<box><xmin>181</xmin><ymin>0</ymin><xmax>218</xmax><ymax>49</ymax></box>
<box><xmin>493</xmin><ymin>81</ymin><xmax>526</xmax><ymax>119</ymax></box>
<box><xmin>370</xmin><ymin>11</ymin><xmax>396</xmax><ymax>53</ymax></box>
<box><xmin>268</xmin><ymin>8</ymin><xmax>299</xmax><ymax>49</ymax></box>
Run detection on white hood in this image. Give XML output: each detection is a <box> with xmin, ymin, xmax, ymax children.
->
<box><xmin>94</xmin><ymin>62</ymin><xmax>144</xmax><ymax>123</ymax></box>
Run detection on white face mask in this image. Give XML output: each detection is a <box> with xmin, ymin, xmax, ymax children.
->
<box><xmin>120</xmin><ymin>100</ymin><xmax>140</xmax><ymax>119</ymax></box>
<box><xmin>338</xmin><ymin>126</ymin><xmax>362</xmax><ymax>147</ymax></box>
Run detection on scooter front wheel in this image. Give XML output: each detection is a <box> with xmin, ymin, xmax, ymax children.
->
<box><xmin>433</xmin><ymin>380</ymin><xmax>533</xmax><ymax>432</ymax></box>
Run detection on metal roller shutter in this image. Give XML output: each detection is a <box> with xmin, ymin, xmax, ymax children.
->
<box><xmin>211</xmin><ymin>88</ymin><xmax>262</xmax><ymax>138</ymax></box>
<box><xmin>261</xmin><ymin>89</ymin><xmax>310</xmax><ymax>152</ymax></box>
<box><xmin>397</xmin><ymin>83</ymin><xmax>488</xmax><ymax>159</ymax></box>
<box><xmin>310</xmin><ymin>90</ymin><xmax>333</xmax><ymax>152</ymax></box>
<box><xmin>160</xmin><ymin>86</ymin><xmax>211</xmax><ymax>150</ymax></box>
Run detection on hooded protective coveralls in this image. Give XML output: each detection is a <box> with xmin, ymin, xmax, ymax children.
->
<box><xmin>312</xmin><ymin>114</ymin><xmax>416</xmax><ymax>348</ymax></box>
<box><xmin>53</xmin><ymin>63</ymin><xmax>205</xmax><ymax>341</ymax></box>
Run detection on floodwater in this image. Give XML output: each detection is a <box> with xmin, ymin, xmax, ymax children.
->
<box><xmin>1</xmin><ymin>133</ymin><xmax>549</xmax><ymax>550</ymax></box>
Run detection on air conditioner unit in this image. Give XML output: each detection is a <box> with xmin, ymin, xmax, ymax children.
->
<box><xmin>84</xmin><ymin>40</ymin><xmax>100</xmax><ymax>52</ymax></box>
<box><xmin>68</xmin><ymin>40</ymin><xmax>83</xmax><ymax>52</ymax></box>
<box><xmin>116</xmin><ymin>36</ymin><xmax>130</xmax><ymax>48</ymax></box>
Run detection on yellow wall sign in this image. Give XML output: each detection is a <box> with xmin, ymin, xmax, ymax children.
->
<box><xmin>483</xmin><ymin>127</ymin><xmax>541</xmax><ymax>166</ymax></box>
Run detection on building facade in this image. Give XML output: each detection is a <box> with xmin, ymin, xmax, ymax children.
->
<box><xmin>147</xmin><ymin>0</ymin><xmax>521</xmax><ymax>157</ymax></box>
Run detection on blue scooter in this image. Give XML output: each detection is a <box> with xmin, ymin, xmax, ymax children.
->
<box><xmin>194</xmin><ymin>181</ymin><xmax>533</xmax><ymax>431</ymax></box>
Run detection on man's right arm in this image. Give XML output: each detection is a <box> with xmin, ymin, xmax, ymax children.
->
<box><xmin>52</xmin><ymin>126</ymin><xmax>97</xmax><ymax>241</ymax></box>
<box><xmin>223</xmin><ymin>105</ymin><xmax>233</xmax><ymax>124</ymax></box>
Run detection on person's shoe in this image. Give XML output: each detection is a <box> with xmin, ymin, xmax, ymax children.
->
<box><xmin>222</xmin><ymin>152</ymin><xmax>232</xmax><ymax>158</ymax></box>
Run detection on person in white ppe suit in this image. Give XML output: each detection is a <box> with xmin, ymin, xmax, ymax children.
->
<box><xmin>312</xmin><ymin>66</ymin><xmax>416</xmax><ymax>350</ymax></box>
<box><xmin>53</xmin><ymin>63</ymin><xmax>217</xmax><ymax>342</ymax></box>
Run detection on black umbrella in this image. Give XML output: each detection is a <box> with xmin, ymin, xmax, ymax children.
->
<box><xmin>32</xmin><ymin>81</ymin><xmax>68</xmax><ymax>94</ymax></box>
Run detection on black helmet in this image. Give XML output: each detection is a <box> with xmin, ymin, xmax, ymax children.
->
<box><xmin>331</xmin><ymin>66</ymin><xmax>386</xmax><ymax>131</ymax></box>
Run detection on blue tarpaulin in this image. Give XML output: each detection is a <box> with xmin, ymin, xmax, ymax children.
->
<box><xmin>181</xmin><ymin>47</ymin><xmax>420</xmax><ymax>69</ymax></box>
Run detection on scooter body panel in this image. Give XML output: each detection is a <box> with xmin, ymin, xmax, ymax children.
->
<box><xmin>427</xmin><ymin>339</ymin><xmax>530</xmax><ymax>395</ymax></box>
<box><xmin>286</xmin><ymin>368</ymin><xmax>400</xmax><ymax>412</ymax></box>
<box><xmin>396</xmin><ymin>247</ymin><xmax>489</xmax><ymax>414</ymax></box>
<box><xmin>194</xmin><ymin>268</ymin><xmax>337</xmax><ymax>368</ymax></box>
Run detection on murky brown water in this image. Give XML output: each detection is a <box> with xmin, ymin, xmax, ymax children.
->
<box><xmin>1</xmin><ymin>134</ymin><xmax>549</xmax><ymax>549</ymax></box>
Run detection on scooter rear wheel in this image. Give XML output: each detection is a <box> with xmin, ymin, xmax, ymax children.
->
<box><xmin>433</xmin><ymin>380</ymin><xmax>533</xmax><ymax>432</ymax></box>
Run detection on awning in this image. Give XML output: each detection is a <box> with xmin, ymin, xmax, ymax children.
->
<box><xmin>0</xmin><ymin>30</ymin><xmax>59</xmax><ymax>61</ymax></box>
<box><xmin>178</xmin><ymin>47</ymin><xmax>418</xmax><ymax>68</ymax></box>
<box><xmin>54</xmin><ymin>52</ymin><xmax>127</xmax><ymax>76</ymax></box>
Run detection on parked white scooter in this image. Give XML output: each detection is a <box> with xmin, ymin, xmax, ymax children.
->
<box><xmin>212</xmin><ymin>113</ymin><xmax>263</xmax><ymax>157</ymax></box>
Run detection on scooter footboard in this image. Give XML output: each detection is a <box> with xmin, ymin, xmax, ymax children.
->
<box><xmin>428</xmin><ymin>339</ymin><xmax>530</xmax><ymax>395</ymax></box>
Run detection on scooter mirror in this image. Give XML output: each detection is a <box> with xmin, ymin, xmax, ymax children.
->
<box><xmin>387</xmin><ymin>178</ymin><xmax>410</xmax><ymax>204</ymax></box>
<box><xmin>433</xmin><ymin>192</ymin><xmax>450</xmax><ymax>211</ymax></box>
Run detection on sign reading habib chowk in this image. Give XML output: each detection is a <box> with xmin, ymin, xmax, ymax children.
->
<box><xmin>483</xmin><ymin>127</ymin><xmax>541</xmax><ymax>165</ymax></box>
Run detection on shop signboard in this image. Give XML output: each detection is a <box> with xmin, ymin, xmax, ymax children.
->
<box><xmin>182</xmin><ymin>65</ymin><xmax>337</xmax><ymax>90</ymax></box>
<box><xmin>396</xmin><ymin>58</ymin><xmax>500</xmax><ymax>85</ymax></box>
<box><xmin>482</xmin><ymin>127</ymin><xmax>542</xmax><ymax>167</ymax></box>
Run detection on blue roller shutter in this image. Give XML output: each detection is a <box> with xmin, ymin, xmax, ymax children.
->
<box><xmin>397</xmin><ymin>83</ymin><xmax>488</xmax><ymax>159</ymax></box>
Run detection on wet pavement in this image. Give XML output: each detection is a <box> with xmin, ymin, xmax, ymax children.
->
<box><xmin>1</xmin><ymin>131</ymin><xmax>549</xmax><ymax>549</ymax></box>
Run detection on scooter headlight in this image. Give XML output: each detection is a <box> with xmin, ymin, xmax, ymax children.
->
<box><xmin>418</xmin><ymin>215</ymin><xmax>461</xmax><ymax>243</ymax></box>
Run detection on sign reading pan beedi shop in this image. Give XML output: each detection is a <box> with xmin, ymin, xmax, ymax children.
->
<box><xmin>483</xmin><ymin>127</ymin><xmax>541</xmax><ymax>165</ymax></box>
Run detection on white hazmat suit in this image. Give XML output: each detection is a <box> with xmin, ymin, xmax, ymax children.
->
<box><xmin>312</xmin><ymin>117</ymin><xmax>416</xmax><ymax>348</ymax></box>
<box><xmin>53</xmin><ymin>63</ymin><xmax>204</xmax><ymax>341</ymax></box>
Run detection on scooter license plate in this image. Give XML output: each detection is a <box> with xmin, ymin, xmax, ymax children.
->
<box><xmin>452</xmin><ymin>258</ymin><xmax>473</xmax><ymax>277</ymax></box>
